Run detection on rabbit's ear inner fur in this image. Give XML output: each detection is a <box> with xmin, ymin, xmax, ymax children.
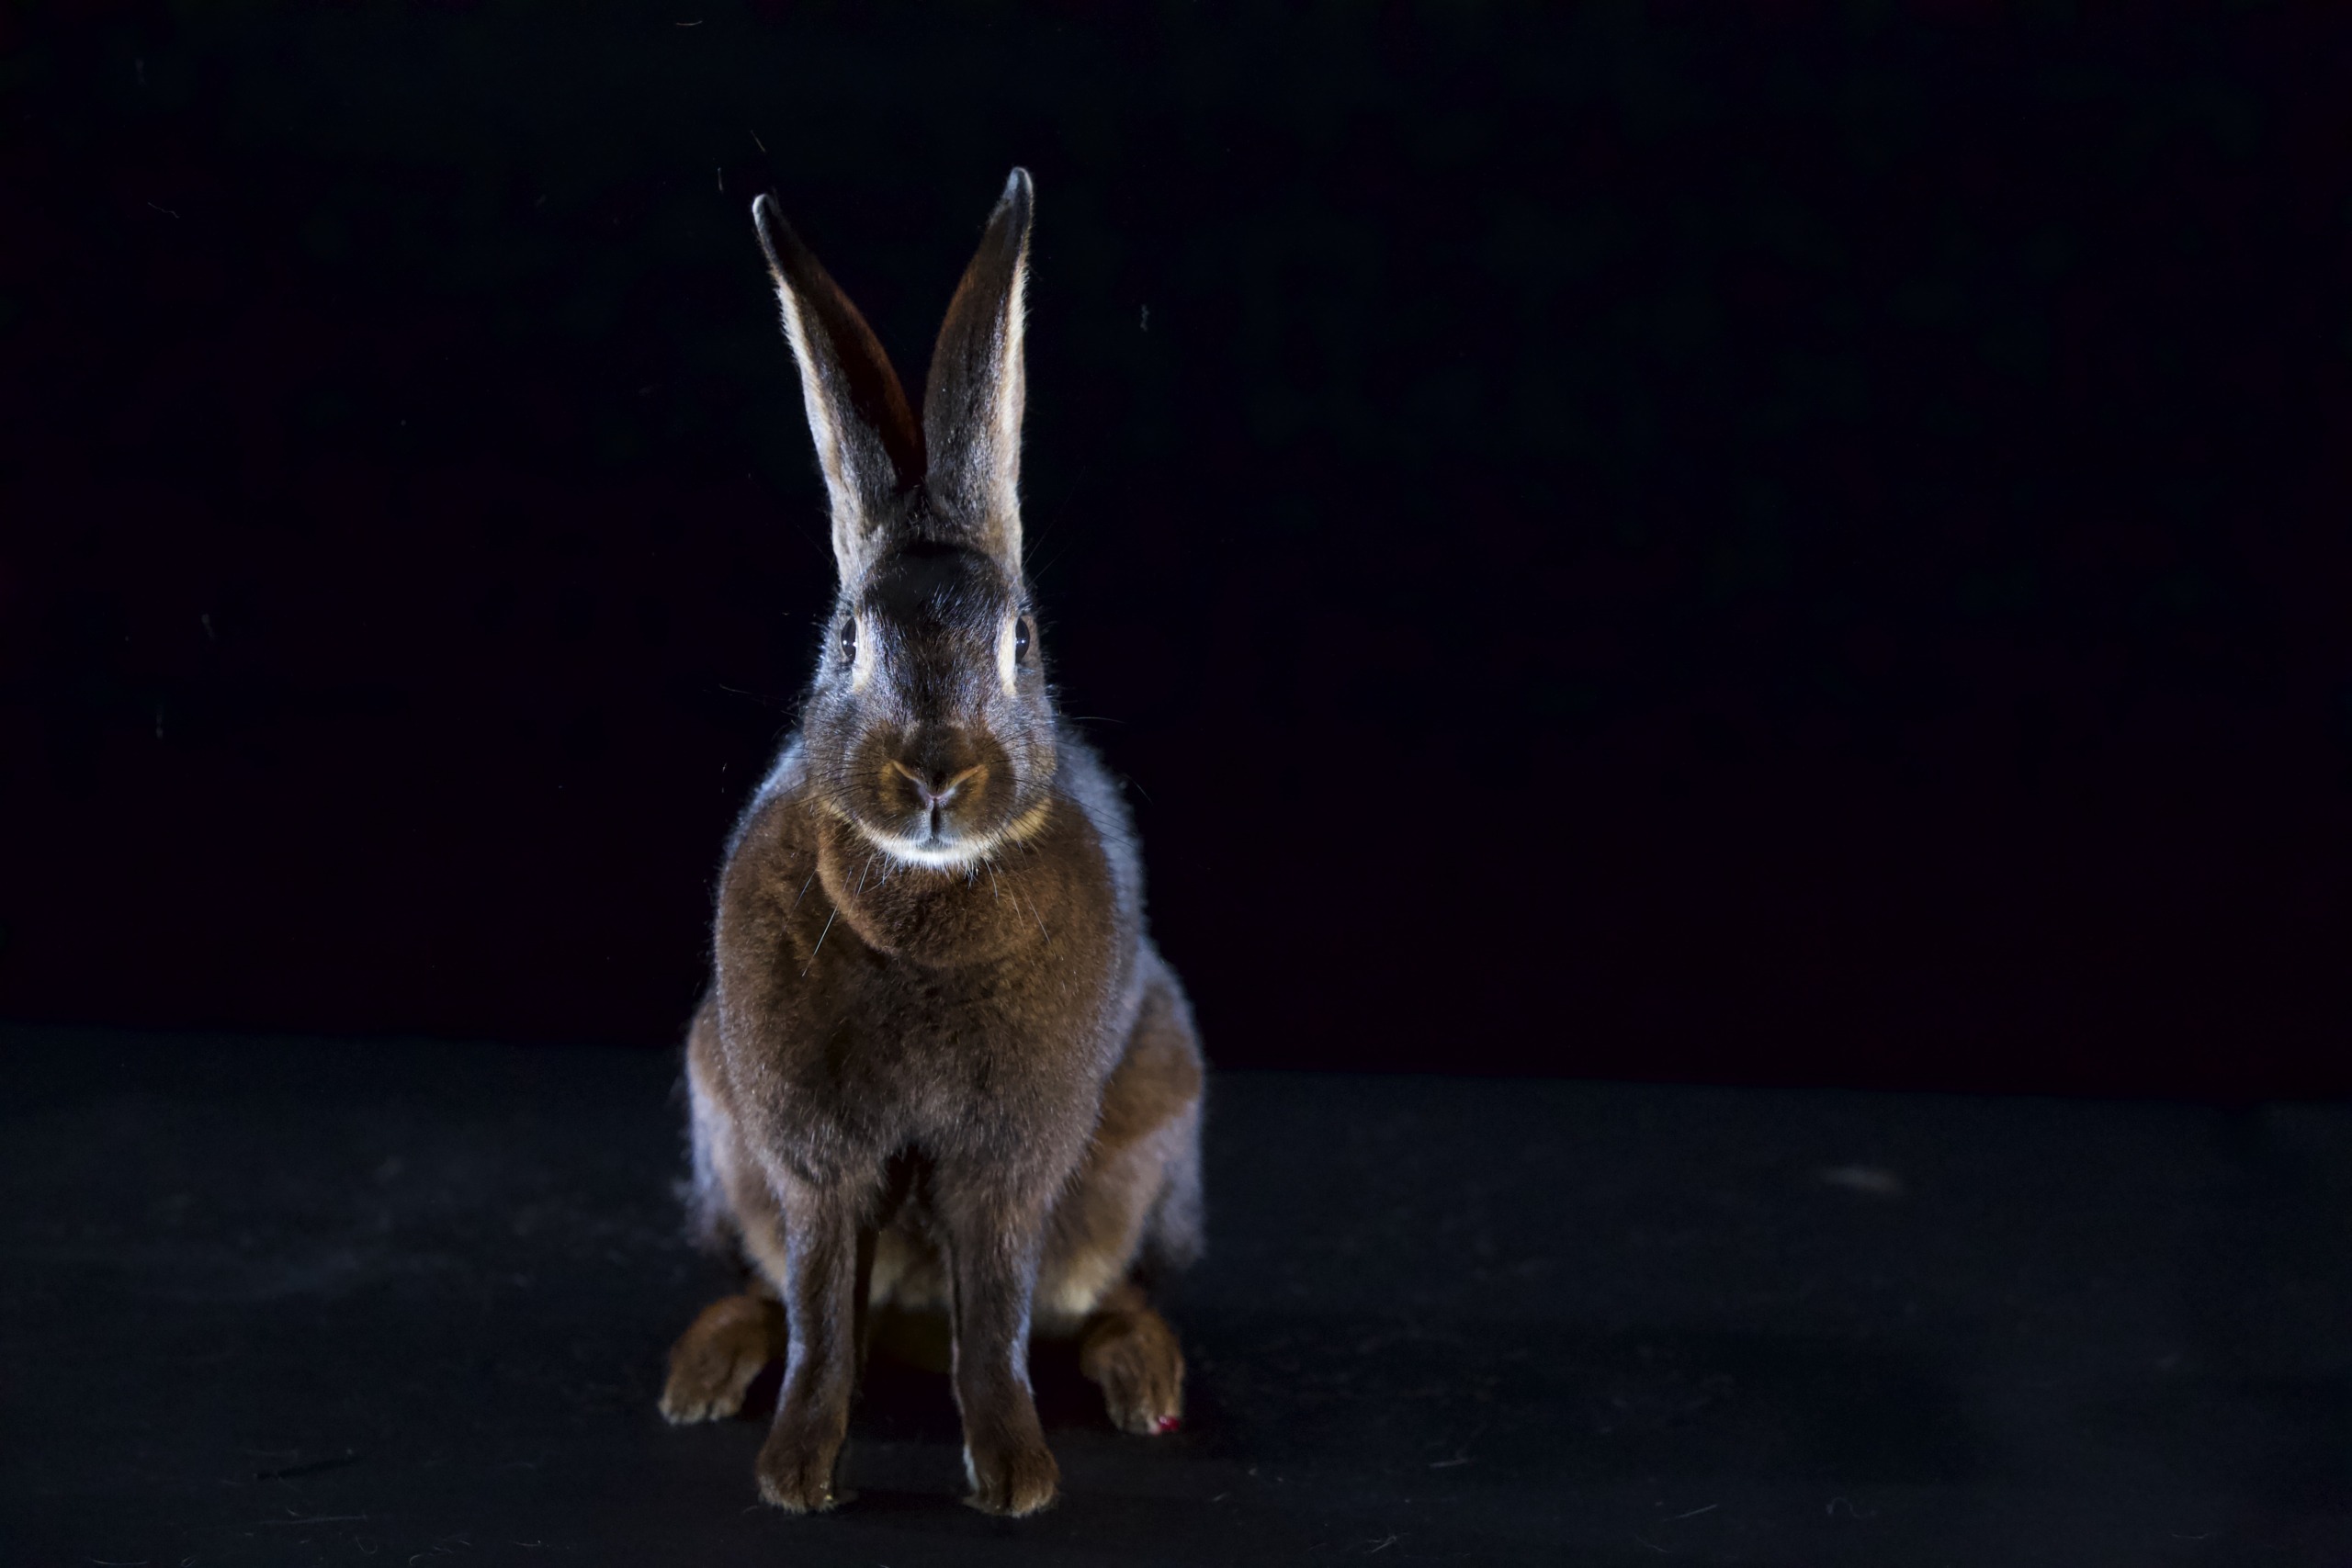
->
<box><xmin>922</xmin><ymin>169</ymin><xmax>1035</xmax><ymax>577</ymax></box>
<box><xmin>752</xmin><ymin>193</ymin><xmax>925</xmax><ymax>583</ymax></box>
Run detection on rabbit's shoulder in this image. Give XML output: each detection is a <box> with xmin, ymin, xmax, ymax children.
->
<box><xmin>1052</xmin><ymin>726</ymin><xmax>1145</xmax><ymax>929</ymax></box>
<box><xmin>724</xmin><ymin>734</ymin><xmax>811</xmax><ymax>862</ymax></box>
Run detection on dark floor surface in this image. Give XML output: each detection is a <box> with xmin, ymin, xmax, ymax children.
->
<box><xmin>5</xmin><ymin>1024</ymin><xmax>2350</xmax><ymax>1567</ymax></box>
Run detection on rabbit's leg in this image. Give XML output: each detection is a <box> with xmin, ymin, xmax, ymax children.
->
<box><xmin>939</xmin><ymin>1180</ymin><xmax>1061</xmax><ymax>1516</ymax></box>
<box><xmin>752</xmin><ymin>1174</ymin><xmax>874</xmax><ymax>1514</ymax></box>
<box><xmin>1079</xmin><ymin>1280</ymin><xmax>1185</xmax><ymax>1434</ymax></box>
<box><xmin>665</xmin><ymin>1019</ymin><xmax>791</xmax><ymax>1423</ymax></box>
<box><xmin>660</xmin><ymin>1287</ymin><xmax>784</xmax><ymax>1422</ymax></box>
<box><xmin>1036</xmin><ymin>956</ymin><xmax>1200</xmax><ymax>1434</ymax></box>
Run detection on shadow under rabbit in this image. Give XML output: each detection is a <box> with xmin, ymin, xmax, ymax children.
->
<box><xmin>685</xmin><ymin>1292</ymin><xmax>1999</xmax><ymax>1494</ymax></box>
<box><xmin>714</xmin><ymin>1302</ymin><xmax>1182</xmax><ymax>1445</ymax></box>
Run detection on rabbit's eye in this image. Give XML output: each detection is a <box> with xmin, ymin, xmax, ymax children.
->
<box><xmin>1013</xmin><ymin>617</ymin><xmax>1033</xmax><ymax>662</ymax></box>
<box><xmin>839</xmin><ymin>618</ymin><xmax>858</xmax><ymax>660</ymax></box>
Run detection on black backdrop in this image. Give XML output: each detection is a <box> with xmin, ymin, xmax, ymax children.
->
<box><xmin>3</xmin><ymin>4</ymin><xmax>2346</xmax><ymax>1094</ymax></box>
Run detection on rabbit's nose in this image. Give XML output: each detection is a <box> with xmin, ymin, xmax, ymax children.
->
<box><xmin>889</xmin><ymin>759</ymin><xmax>985</xmax><ymax>809</ymax></box>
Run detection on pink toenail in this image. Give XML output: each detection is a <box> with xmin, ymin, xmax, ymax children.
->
<box><xmin>1153</xmin><ymin>1415</ymin><xmax>1182</xmax><ymax>1433</ymax></box>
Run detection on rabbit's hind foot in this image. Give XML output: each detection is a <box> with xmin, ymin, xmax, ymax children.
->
<box><xmin>1077</xmin><ymin>1281</ymin><xmax>1185</xmax><ymax>1436</ymax></box>
<box><xmin>660</xmin><ymin>1292</ymin><xmax>784</xmax><ymax>1424</ymax></box>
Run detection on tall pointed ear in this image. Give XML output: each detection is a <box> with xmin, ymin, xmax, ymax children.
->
<box><xmin>752</xmin><ymin>193</ymin><xmax>924</xmax><ymax>582</ymax></box>
<box><xmin>922</xmin><ymin>169</ymin><xmax>1034</xmax><ymax>573</ymax></box>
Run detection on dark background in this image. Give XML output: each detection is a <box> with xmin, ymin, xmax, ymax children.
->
<box><xmin>3</xmin><ymin>3</ymin><xmax>2346</xmax><ymax>1095</ymax></box>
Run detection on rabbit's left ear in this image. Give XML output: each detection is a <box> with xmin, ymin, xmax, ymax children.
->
<box><xmin>752</xmin><ymin>192</ymin><xmax>924</xmax><ymax>584</ymax></box>
<box><xmin>922</xmin><ymin>169</ymin><xmax>1035</xmax><ymax>574</ymax></box>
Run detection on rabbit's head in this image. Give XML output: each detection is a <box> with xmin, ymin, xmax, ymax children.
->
<box><xmin>755</xmin><ymin>172</ymin><xmax>1054</xmax><ymax>871</ymax></box>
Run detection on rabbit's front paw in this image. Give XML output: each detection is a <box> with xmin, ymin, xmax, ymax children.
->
<box><xmin>754</xmin><ymin>1419</ymin><xmax>849</xmax><ymax>1513</ymax></box>
<box><xmin>963</xmin><ymin>1434</ymin><xmax>1059</xmax><ymax>1517</ymax></box>
<box><xmin>660</xmin><ymin>1293</ymin><xmax>782</xmax><ymax>1424</ymax></box>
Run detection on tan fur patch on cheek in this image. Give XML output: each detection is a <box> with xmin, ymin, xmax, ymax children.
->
<box><xmin>996</xmin><ymin>615</ymin><xmax>1018</xmax><ymax>696</ymax></box>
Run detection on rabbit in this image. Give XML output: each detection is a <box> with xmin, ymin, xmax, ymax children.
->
<box><xmin>656</xmin><ymin>169</ymin><xmax>1205</xmax><ymax>1518</ymax></box>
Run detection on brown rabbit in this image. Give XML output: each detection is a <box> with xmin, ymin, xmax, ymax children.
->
<box><xmin>656</xmin><ymin>170</ymin><xmax>1205</xmax><ymax>1517</ymax></box>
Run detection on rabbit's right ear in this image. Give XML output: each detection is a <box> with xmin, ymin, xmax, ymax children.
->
<box><xmin>922</xmin><ymin>170</ymin><xmax>1034</xmax><ymax>576</ymax></box>
<box><xmin>752</xmin><ymin>194</ymin><xmax>924</xmax><ymax>583</ymax></box>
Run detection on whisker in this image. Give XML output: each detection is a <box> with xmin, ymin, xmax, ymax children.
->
<box><xmin>714</xmin><ymin>682</ymin><xmax>793</xmax><ymax>709</ymax></box>
<box><xmin>800</xmin><ymin>906</ymin><xmax>840</xmax><ymax>977</ymax></box>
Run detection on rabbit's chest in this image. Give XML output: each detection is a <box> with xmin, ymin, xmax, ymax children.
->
<box><xmin>814</xmin><ymin>805</ymin><xmax>1112</xmax><ymax>968</ymax></box>
<box><xmin>717</xmin><ymin>793</ymin><xmax>1131</xmax><ymax>1156</ymax></box>
<box><xmin>788</xmin><ymin>905</ymin><xmax>1128</xmax><ymax>1156</ymax></box>
<box><xmin>820</xmin><ymin>929</ymin><xmax>1114</xmax><ymax>1087</ymax></box>
<box><xmin>749</xmin><ymin>962</ymin><xmax>1114</xmax><ymax>1176</ymax></box>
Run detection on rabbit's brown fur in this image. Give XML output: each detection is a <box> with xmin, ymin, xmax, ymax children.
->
<box><xmin>658</xmin><ymin>171</ymin><xmax>1204</xmax><ymax>1517</ymax></box>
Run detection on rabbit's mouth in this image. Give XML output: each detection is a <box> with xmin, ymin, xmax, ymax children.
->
<box><xmin>902</xmin><ymin>799</ymin><xmax>976</xmax><ymax>860</ymax></box>
<box><xmin>827</xmin><ymin>722</ymin><xmax>1048</xmax><ymax>870</ymax></box>
<box><xmin>845</xmin><ymin>796</ymin><xmax>1052</xmax><ymax>871</ymax></box>
<box><xmin>877</xmin><ymin>758</ymin><xmax>989</xmax><ymax>858</ymax></box>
